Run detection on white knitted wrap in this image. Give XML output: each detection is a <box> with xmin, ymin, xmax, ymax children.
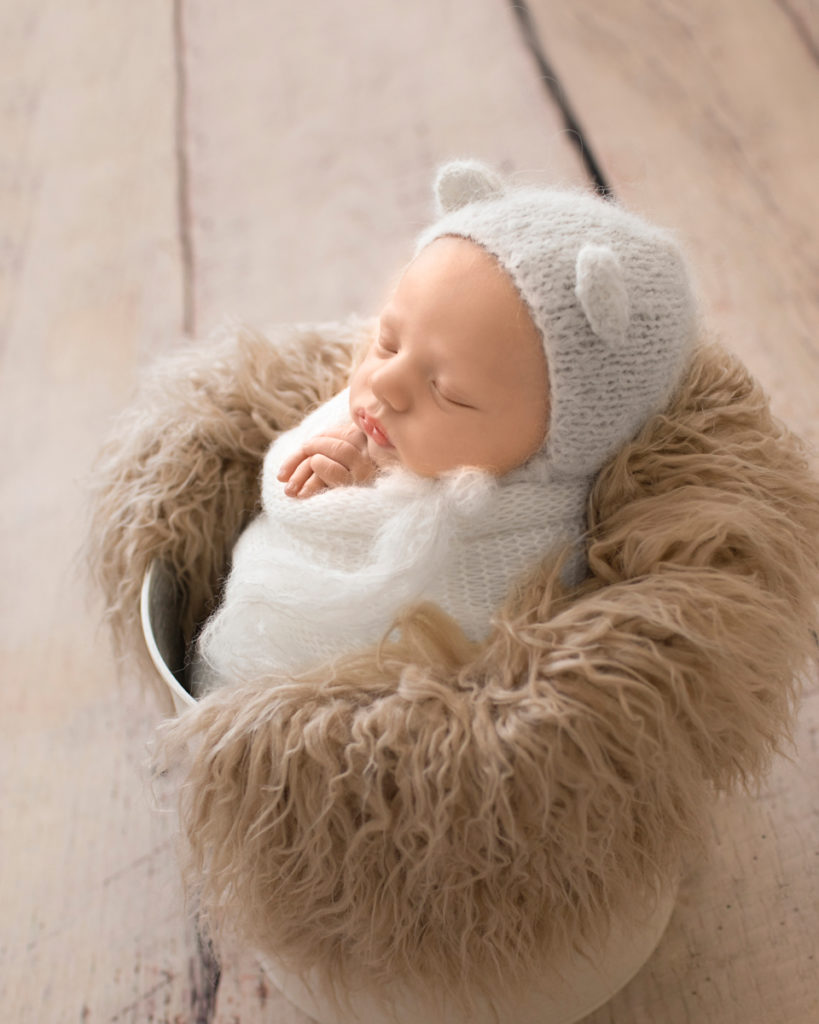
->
<box><xmin>195</xmin><ymin>388</ymin><xmax>589</xmax><ymax>692</ymax></box>
<box><xmin>418</xmin><ymin>161</ymin><xmax>698</xmax><ymax>477</ymax></box>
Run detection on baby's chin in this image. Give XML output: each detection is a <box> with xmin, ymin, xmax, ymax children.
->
<box><xmin>367</xmin><ymin>435</ymin><xmax>402</xmax><ymax>470</ymax></box>
<box><xmin>365</xmin><ymin>435</ymin><xmax>471</xmax><ymax>478</ymax></box>
<box><xmin>369</xmin><ymin>441</ymin><xmax>459</xmax><ymax>479</ymax></box>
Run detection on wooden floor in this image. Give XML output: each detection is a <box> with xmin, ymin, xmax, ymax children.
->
<box><xmin>1</xmin><ymin>1</ymin><xmax>817</xmax><ymax>1021</ymax></box>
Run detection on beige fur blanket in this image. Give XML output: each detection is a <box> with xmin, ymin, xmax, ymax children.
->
<box><xmin>87</xmin><ymin>318</ymin><xmax>819</xmax><ymax>1013</ymax></box>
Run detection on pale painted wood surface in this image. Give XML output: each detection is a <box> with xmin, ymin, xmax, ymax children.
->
<box><xmin>0</xmin><ymin>2</ymin><xmax>194</xmax><ymax>1022</ymax></box>
<box><xmin>1</xmin><ymin>1</ymin><xmax>817</xmax><ymax>1023</ymax></box>
<box><xmin>178</xmin><ymin>0</ymin><xmax>586</xmax><ymax>333</ymax></box>
<box><xmin>526</xmin><ymin>2</ymin><xmax>819</xmax><ymax>1021</ymax></box>
<box><xmin>0</xmin><ymin>1</ymin><xmax>580</xmax><ymax>1022</ymax></box>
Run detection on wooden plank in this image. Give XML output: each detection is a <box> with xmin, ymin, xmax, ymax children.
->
<box><xmin>0</xmin><ymin>1</ymin><xmax>196</xmax><ymax>1022</ymax></box>
<box><xmin>527</xmin><ymin>0</ymin><xmax>819</xmax><ymax>450</ymax></box>
<box><xmin>179</xmin><ymin>0</ymin><xmax>589</xmax><ymax>335</ymax></box>
<box><xmin>0</xmin><ymin>1</ymin><xmax>587</xmax><ymax>1022</ymax></box>
<box><xmin>173</xmin><ymin>1</ymin><xmax>589</xmax><ymax>1019</ymax></box>
<box><xmin>523</xmin><ymin>3</ymin><xmax>819</xmax><ymax>1022</ymax></box>
<box><xmin>780</xmin><ymin>0</ymin><xmax>819</xmax><ymax>58</ymax></box>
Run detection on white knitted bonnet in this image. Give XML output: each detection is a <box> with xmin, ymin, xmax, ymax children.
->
<box><xmin>417</xmin><ymin>160</ymin><xmax>698</xmax><ymax>478</ymax></box>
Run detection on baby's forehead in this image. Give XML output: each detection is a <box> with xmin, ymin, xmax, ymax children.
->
<box><xmin>396</xmin><ymin>236</ymin><xmax>515</xmax><ymax>297</ymax></box>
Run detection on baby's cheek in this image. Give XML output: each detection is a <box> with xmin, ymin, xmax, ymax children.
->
<box><xmin>402</xmin><ymin>439</ymin><xmax>457</xmax><ymax>478</ymax></box>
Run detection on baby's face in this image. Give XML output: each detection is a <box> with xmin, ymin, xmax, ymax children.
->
<box><xmin>348</xmin><ymin>236</ymin><xmax>550</xmax><ymax>478</ymax></box>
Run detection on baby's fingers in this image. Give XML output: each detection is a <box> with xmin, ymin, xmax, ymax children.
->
<box><xmin>282</xmin><ymin>458</ymin><xmax>315</xmax><ymax>496</ymax></box>
<box><xmin>307</xmin><ymin>453</ymin><xmax>356</xmax><ymax>489</ymax></box>
<box><xmin>277</xmin><ymin>448</ymin><xmax>305</xmax><ymax>482</ymax></box>
<box><xmin>295</xmin><ymin>470</ymin><xmax>330</xmax><ymax>499</ymax></box>
<box><xmin>305</xmin><ymin>437</ymin><xmax>376</xmax><ymax>484</ymax></box>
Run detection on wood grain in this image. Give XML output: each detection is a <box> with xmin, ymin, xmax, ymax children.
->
<box><xmin>178</xmin><ymin>0</ymin><xmax>588</xmax><ymax>334</ymax></box>
<box><xmin>524</xmin><ymin>1</ymin><xmax>819</xmax><ymax>1021</ymax></box>
<box><xmin>0</xmin><ymin>1</ymin><xmax>585</xmax><ymax>1022</ymax></box>
<box><xmin>779</xmin><ymin>0</ymin><xmax>819</xmax><ymax>59</ymax></box>
<box><xmin>0</xmin><ymin>1</ymin><xmax>195</xmax><ymax>1022</ymax></box>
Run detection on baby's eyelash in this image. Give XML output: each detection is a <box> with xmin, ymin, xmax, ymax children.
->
<box><xmin>432</xmin><ymin>380</ymin><xmax>473</xmax><ymax>409</ymax></box>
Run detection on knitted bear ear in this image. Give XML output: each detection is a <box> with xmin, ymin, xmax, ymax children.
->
<box><xmin>575</xmin><ymin>244</ymin><xmax>630</xmax><ymax>346</ymax></box>
<box><xmin>435</xmin><ymin>160</ymin><xmax>505</xmax><ymax>215</ymax></box>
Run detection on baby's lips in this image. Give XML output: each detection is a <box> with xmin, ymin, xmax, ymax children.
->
<box><xmin>357</xmin><ymin>408</ymin><xmax>393</xmax><ymax>448</ymax></box>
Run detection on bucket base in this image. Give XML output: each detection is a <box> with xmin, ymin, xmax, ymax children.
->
<box><xmin>262</xmin><ymin>883</ymin><xmax>676</xmax><ymax>1024</ymax></box>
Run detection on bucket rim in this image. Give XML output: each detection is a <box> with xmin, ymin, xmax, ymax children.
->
<box><xmin>140</xmin><ymin>560</ymin><xmax>197</xmax><ymax>709</ymax></box>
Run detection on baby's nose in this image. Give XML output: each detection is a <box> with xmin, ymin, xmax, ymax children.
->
<box><xmin>371</xmin><ymin>361</ymin><xmax>411</xmax><ymax>412</ymax></box>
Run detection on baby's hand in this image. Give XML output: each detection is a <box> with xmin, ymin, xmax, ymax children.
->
<box><xmin>277</xmin><ymin>422</ymin><xmax>376</xmax><ymax>499</ymax></box>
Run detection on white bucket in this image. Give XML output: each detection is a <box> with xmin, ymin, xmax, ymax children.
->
<box><xmin>140</xmin><ymin>558</ymin><xmax>676</xmax><ymax>1024</ymax></box>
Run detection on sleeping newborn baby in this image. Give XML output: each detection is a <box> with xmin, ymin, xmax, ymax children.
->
<box><xmin>194</xmin><ymin>160</ymin><xmax>696</xmax><ymax>694</ymax></box>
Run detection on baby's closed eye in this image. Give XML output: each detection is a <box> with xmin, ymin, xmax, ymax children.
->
<box><xmin>432</xmin><ymin>380</ymin><xmax>476</xmax><ymax>410</ymax></box>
